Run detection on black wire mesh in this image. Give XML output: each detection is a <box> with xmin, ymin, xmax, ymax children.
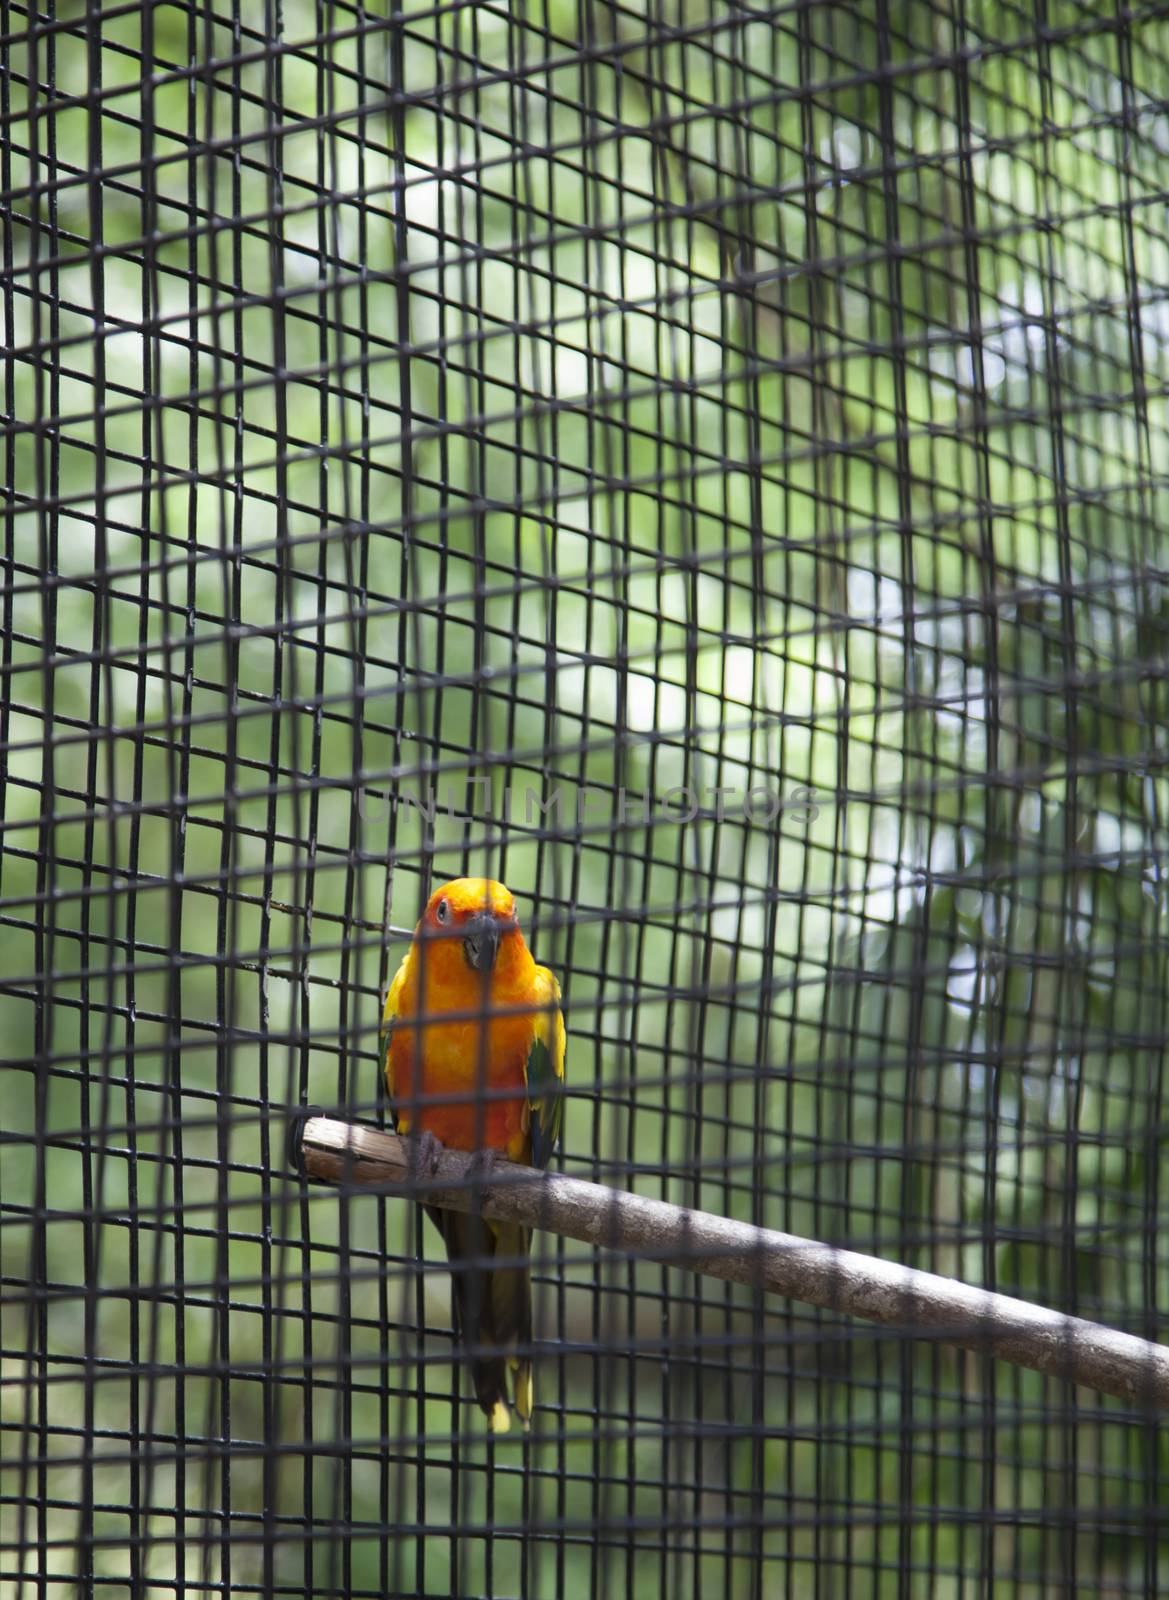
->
<box><xmin>4</xmin><ymin>1</ymin><xmax>1169</xmax><ymax>1594</ymax></box>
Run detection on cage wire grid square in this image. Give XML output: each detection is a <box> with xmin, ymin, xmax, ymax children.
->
<box><xmin>3</xmin><ymin>0</ymin><xmax>1169</xmax><ymax>1594</ymax></box>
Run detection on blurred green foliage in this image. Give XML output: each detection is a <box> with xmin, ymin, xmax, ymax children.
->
<box><xmin>3</xmin><ymin>0</ymin><xmax>1169</xmax><ymax>1594</ymax></box>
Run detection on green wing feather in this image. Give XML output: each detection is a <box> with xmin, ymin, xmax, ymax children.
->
<box><xmin>526</xmin><ymin>964</ymin><xmax>566</xmax><ymax>1170</ymax></box>
<box><xmin>380</xmin><ymin>950</ymin><xmax>410</xmax><ymax>1131</ymax></box>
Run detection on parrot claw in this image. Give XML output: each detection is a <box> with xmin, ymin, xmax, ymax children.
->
<box><xmin>408</xmin><ymin>1130</ymin><xmax>444</xmax><ymax>1180</ymax></box>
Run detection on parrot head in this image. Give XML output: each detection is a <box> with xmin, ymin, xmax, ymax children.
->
<box><xmin>417</xmin><ymin>876</ymin><xmax>522</xmax><ymax>982</ymax></box>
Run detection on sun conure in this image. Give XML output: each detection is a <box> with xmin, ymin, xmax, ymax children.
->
<box><xmin>380</xmin><ymin>877</ymin><xmax>566</xmax><ymax>1433</ymax></box>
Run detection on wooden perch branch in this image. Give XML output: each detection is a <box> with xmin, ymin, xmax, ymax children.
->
<box><xmin>295</xmin><ymin>1115</ymin><xmax>1168</xmax><ymax>1410</ymax></box>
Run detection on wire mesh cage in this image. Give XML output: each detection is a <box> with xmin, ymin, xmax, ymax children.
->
<box><xmin>4</xmin><ymin>0</ymin><xmax>1169</xmax><ymax>1594</ymax></box>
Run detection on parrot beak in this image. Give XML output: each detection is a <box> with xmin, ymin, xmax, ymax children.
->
<box><xmin>462</xmin><ymin>911</ymin><xmax>513</xmax><ymax>973</ymax></box>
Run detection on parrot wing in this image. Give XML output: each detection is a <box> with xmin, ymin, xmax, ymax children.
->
<box><xmin>379</xmin><ymin>947</ymin><xmax>411</xmax><ymax>1130</ymax></box>
<box><xmin>525</xmin><ymin>964</ymin><xmax>566</xmax><ymax>1170</ymax></box>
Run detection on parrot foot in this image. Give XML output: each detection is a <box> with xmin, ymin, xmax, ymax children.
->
<box><xmin>407</xmin><ymin>1130</ymin><xmax>444</xmax><ymax>1180</ymax></box>
<box><xmin>466</xmin><ymin>1146</ymin><xmax>502</xmax><ymax>1188</ymax></box>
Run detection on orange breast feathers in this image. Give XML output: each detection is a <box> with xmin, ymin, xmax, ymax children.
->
<box><xmin>385</xmin><ymin>879</ymin><xmax>542</xmax><ymax>1162</ymax></box>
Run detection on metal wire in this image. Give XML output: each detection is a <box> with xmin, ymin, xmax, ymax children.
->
<box><xmin>3</xmin><ymin>1</ymin><xmax>1169</xmax><ymax>1595</ymax></box>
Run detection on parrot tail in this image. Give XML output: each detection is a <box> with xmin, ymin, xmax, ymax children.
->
<box><xmin>427</xmin><ymin>1207</ymin><xmax>533</xmax><ymax>1431</ymax></box>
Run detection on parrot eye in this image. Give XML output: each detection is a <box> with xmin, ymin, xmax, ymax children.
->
<box><xmin>435</xmin><ymin>897</ymin><xmax>449</xmax><ymax>924</ymax></box>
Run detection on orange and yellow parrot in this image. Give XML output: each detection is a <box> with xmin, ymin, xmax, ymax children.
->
<box><xmin>380</xmin><ymin>877</ymin><xmax>565</xmax><ymax>1433</ymax></box>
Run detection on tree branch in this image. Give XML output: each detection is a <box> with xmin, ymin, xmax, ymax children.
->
<box><xmin>294</xmin><ymin>1115</ymin><xmax>1168</xmax><ymax>1410</ymax></box>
